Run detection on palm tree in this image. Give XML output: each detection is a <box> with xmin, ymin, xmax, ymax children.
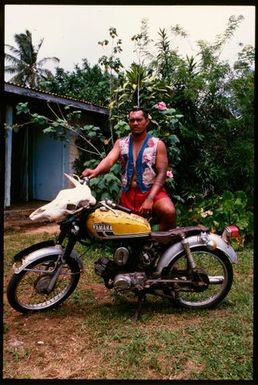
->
<box><xmin>5</xmin><ymin>30</ymin><xmax>60</xmax><ymax>88</ymax></box>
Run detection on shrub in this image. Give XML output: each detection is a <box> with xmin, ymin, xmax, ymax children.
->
<box><xmin>176</xmin><ymin>190</ymin><xmax>253</xmax><ymax>245</ymax></box>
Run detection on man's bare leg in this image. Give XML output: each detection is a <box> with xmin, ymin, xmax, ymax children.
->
<box><xmin>153</xmin><ymin>197</ymin><xmax>176</xmax><ymax>231</ymax></box>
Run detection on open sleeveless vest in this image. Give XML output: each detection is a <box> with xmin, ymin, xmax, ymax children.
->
<box><xmin>119</xmin><ymin>133</ymin><xmax>159</xmax><ymax>192</ymax></box>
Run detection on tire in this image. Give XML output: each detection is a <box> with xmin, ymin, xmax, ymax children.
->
<box><xmin>165</xmin><ymin>246</ymin><xmax>233</xmax><ymax>309</ymax></box>
<box><xmin>7</xmin><ymin>254</ymin><xmax>81</xmax><ymax>313</ymax></box>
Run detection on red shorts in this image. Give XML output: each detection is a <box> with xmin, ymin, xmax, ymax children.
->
<box><xmin>120</xmin><ymin>186</ymin><xmax>169</xmax><ymax>214</ymax></box>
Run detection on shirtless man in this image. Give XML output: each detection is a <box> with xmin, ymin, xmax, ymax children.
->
<box><xmin>82</xmin><ymin>107</ymin><xmax>176</xmax><ymax>230</ymax></box>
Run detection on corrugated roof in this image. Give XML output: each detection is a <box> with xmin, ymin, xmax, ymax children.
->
<box><xmin>4</xmin><ymin>81</ymin><xmax>109</xmax><ymax>116</ymax></box>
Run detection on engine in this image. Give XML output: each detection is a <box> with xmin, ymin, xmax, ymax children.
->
<box><xmin>139</xmin><ymin>242</ymin><xmax>161</xmax><ymax>267</ymax></box>
<box><xmin>113</xmin><ymin>272</ymin><xmax>147</xmax><ymax>292</ymax></box>
<box><xmin>113</xmin><ymin>247</ymin><xmax>130</xmax><ymax>266</ymax></box>
<box><xmin>94</xmin><ymin>242</ymin><xmax>160</xmax><ymax>291</ymax></box>
<box><xmin>112</xmin><ymin>243</ymin><xmax>160</xmax><ymax>268</ymax></box>
<box><xmin>94</xmin><ymin>255</ymin><xmax>147</xmax><ymax>292</ymax></box>
<box><xmin>94</xmin><ymin>257</ymin><xmax>118</xmax><ymax>283</ymax></box>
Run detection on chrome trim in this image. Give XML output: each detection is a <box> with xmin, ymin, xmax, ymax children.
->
<box><xmin>94</xmin><ymin>233</ymin><xmax>150</xmax><ymax>239</ymax></box>
<box><xmin>12</xmin><ymin>246</ymin><xmax>82</xmax><ymax>274</ymax></box>
<box><xmin>207</xmin><ymin>233</ymin><xmax>238</xmax><ymax>263</ymax></box>
<box><xmin>156</xmin><ymin>233</ymin><xmax>238</xmax><ymax>274</ymax></box>
<box><xmin>208</xmin><ymin>276</ymin><xmax>224</xmax><ymax>284</ymax></box>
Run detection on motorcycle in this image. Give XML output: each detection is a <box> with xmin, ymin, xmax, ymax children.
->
<box><xmin>7</xmin><ymin>174</ymin><xmax>240</xmax><ymax>319</ymax></box>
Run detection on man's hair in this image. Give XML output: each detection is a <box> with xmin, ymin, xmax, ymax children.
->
<box><xmin>128</xmin><ymin>107</ymin><xmax>149</xmax><ymax>120</ymax></box>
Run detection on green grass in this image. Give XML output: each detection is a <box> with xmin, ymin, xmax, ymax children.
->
<box><xmin>3</xmin><ymin>232</ymin><xmax>253</xmax><ymax>380</ymax></box>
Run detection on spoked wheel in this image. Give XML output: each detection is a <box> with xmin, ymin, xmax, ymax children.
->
<box><xmin>166</xmin><ymin>247</ymin><xmax>233</xmax><ymax>309</ymax></box>
<box><xmin>7</xmin><ymin>255</ymin><xmax>81</xmax><ymax>313</ymax></box>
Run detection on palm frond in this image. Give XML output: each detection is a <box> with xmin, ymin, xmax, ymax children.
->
<box><xmin>5</xmin><ymin>44</ymin><xmax>22</xmax><ymax>57</ymax></box>
<box><xmin>37</xmin><ymin>57</ymin><xmax>60</xmax><ymax>67</ymax></box>
<box><xmin>4</xmin><ymin>66</ymin><xmax>18</xmax><ymax>74</ymax></box>
<box><xmin>5</xmin><ymin>30</ymin><xmax>60</xmax><ymax>87</ymax></box>
<box><xmin>4</xmin><ymin>53</ymin><xmax>22</xmax><ymax>65</ymax></box>
<box><xmin>36</xmin><ymin>38</ymin><xmax>44</xmax><ymax>53</ymax></box>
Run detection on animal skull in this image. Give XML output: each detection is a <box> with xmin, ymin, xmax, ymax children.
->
<box><xmin>29</xmin><ymin>173</ymin><xmax>96</xmax><ymax>222</ymax></box>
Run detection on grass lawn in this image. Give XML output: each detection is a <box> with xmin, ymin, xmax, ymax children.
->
<box><xmin>3</xmin><ymin>231</ymin><xmax>254</xmax><ymax>380</ymax></box>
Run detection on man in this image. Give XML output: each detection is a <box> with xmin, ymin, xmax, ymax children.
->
<box><xmin>82</xmin><ymin>107</ymin><xmax>176</xmax><ymax>230</ymax></box>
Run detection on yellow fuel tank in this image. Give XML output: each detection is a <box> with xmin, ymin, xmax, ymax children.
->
<box><xmin>86</xmin><ymin>208</ymin><xmax>151</xmax><ymax>239</ymax></box>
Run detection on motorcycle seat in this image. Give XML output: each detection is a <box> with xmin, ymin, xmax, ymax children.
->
<box><xmin>150</xmin><ymin>225</ymin><xmax>209</xmax><ymax>244</ymax></box>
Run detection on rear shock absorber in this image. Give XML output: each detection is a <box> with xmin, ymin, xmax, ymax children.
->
<box><xmin>181</xmin><ymin>235</ymin><xmax>196</xmax><ymax>271</ymax></box>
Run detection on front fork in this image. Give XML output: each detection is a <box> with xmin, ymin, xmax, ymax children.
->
<box><xmin>46</xmin><ymin>234</ymin><xmax>77</xmax><ymax>293</ymax></box>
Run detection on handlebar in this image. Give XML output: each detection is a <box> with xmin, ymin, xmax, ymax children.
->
<box><xmin>105</xmin><ymin>199</ymin><xmax>132</xmax><ymax>214</ymax></box>
<box><xmin>82</xmin><ymin>176</ymin><xmax>91</xmax><ymax>185</ymax></box>
<box><xmin>77</xmin><ymin>175</ymin><xmax>91</xmax><ymax>185</ymax></box>
<box><xmin>114</xmin><ymin>203</ymin><xmax>132</xmax><ymax>214</ymax></box>
<box><xmin>76</xmin><ymin>174</ymin><xmax>132</xmax><ymax>213</ymax></box>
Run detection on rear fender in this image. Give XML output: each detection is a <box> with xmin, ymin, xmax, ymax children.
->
<box><xmin>156</xmin><ymin>233</ymin><xmax>238</xmax><ymax>275</ymax></box>
<box><xmin>12</xmin><ymin>245</ymin><xmax>83</xmax><ymax>274</ymax></box>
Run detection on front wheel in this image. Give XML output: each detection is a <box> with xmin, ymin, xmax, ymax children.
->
<box><xmin>166</xmin><ymin>247</ymin><xmax>233</xmax><ymax>309</ymax></box>
<box><xmin>7</xmin><ymin>254</ymin><xmax>81</xmax><ymax>313</ymax></box>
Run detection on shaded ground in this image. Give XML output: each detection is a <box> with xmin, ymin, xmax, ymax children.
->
<box><xmin>4</xmin><ymin>201</ymin><xmax>59</xmax><ymax>234</ymax></box>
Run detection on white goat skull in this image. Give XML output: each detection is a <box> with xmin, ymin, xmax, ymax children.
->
<box><xmin>29</xmin><ymin>173</ymin><xmax>96</xmax><ymax>222</ymax></box>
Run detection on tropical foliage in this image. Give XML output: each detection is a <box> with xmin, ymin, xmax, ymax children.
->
<box><xmin>6</xmin><ymin>17</ymin><xmax>254</xmax><ymax>241</ymax></box>
<box><xmin>176</xmin><ymin>190</ymin><xmax>253</xmax><ymax>246</ymax></box>
<box><xmin>5</xmin><ymin>30</ymin><xmax>59</xmax><ymax>87</ymax></box>
<box><xmin>40</xmin><ymin>59</ymin><xmax>110</xmax><ymax>106</ymax></box>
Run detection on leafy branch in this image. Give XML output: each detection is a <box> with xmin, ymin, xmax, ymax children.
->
<box><xmin>14</xmin><ymin>101</ymin><xmax>105</xmax><ymax>158</ymax></box>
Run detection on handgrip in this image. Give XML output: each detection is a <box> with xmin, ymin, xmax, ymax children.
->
<box><xmin>115</xmin><ymin>204</ymin><xmax>132</xmax><ymax>214</ymax></box>
<box><xmin>80</xmin><ymin>176</ymin><xmax>91</xmax><ymax>185</ymax></box>
<box><xmin>104</xmin><ymin>199</ymin><xmax>132</xmax><ymax>214</ymax></box>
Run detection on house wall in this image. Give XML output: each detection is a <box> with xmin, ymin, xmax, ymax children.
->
<box><xmin>68</xmin><ymin>135</ymin><xmax>80</xmax><ymax>178</ymax></box>
<box><xmin>11</xmin><ymin>125</ymin><xmax>29</xmax><ymax>202</ymax></box>
<box><xmin>4</xmin><ymin>83</ymin><xmax>109</xmax><ymax>206</ymax></box>
<box><xmin>31</xmin><ymin>126</ymin><xmax>70</xmax><ymax>201</ymax></box>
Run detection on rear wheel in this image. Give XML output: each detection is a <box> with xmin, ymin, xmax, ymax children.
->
<box><xmin>166</xmin><ymin>247</ymin><xmax>233</xmax><ymax>309</ymax></box>
<box><xmin>7</xmin><ymin>254</ymin><xmax>80</xmax><ymax>313</ymax></box>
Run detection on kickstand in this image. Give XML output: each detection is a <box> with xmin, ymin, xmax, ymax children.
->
<box><xmin>133</xmin><ymin>291</ymin><xmax>146</xmax><ymax>321</ymax></box>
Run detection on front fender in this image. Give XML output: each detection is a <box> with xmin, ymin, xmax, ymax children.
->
<box><xmin>156</xmin><ymin>233</ymin><xmax>238</xmax><ymax>275</ymax></box>
<box><xmin>13</xmin><ymin>240</ymin><xmax>56</xmax><ymax>261</ymax></box>
<box><xmin>12</xmin><ymin>245</ymin><xmax>83</xmax><ymax>274</ymax></box>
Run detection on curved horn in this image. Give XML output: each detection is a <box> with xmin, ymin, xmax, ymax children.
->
<box><xmin>64</xmin><ymin>173</ymin><xmax>80</xmax><ymax>187</ymax></box>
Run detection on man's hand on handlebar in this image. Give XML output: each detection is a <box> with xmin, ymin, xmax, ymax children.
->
<box><xmin>82</xmin><ymin>168</ymin><xmax>97</xmax><ymax>179</ymax></box>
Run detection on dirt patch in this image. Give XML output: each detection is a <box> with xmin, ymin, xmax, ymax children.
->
<box><xmin>22</xmin><ymin>224</ymin><xmax>59</xmax><ymax>235</ymax></box>
<box><xmin>3</xmin><ymin>281</ymin><xmax>114</xmax><ymax>379</ymax></box>
<box><xmin>171</xmin><ymin>360</ymin><xmax>205</xmax><ymax>380</ymax></box>
<box><xmin>4</xmin><ymin>201</ymin><xmax>58</xmax><ymax>234</ymax></box>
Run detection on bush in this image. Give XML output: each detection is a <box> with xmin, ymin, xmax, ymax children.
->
<box><xmin>176</xmin><ymin>190</ymin><xmax>253</xmax><ymax>245</ymax></box>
